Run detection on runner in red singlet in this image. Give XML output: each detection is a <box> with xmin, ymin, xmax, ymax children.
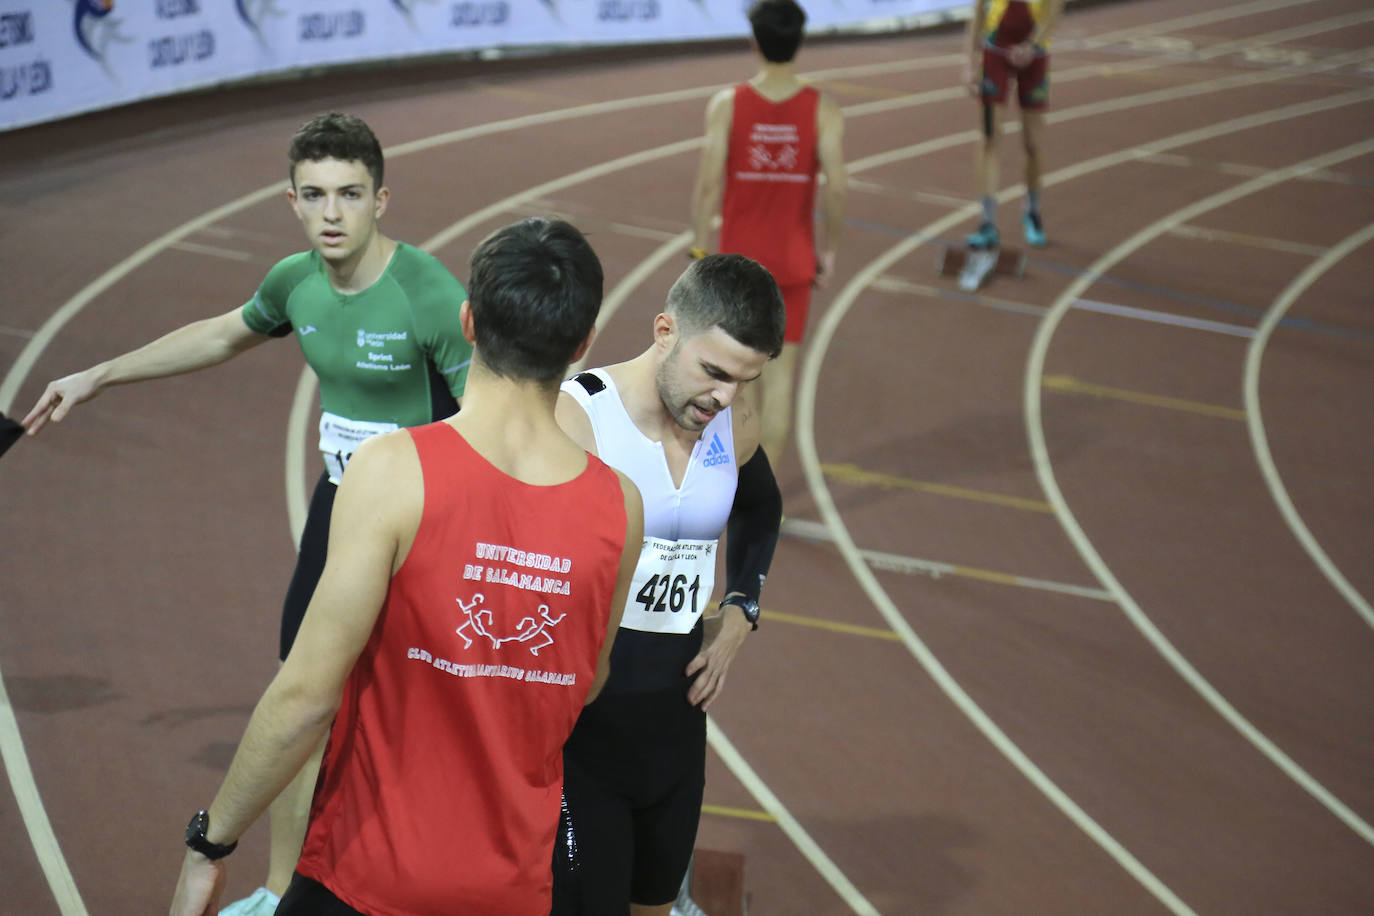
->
<box><xmin>170</xmin><ymin>218</ymin><xmax>643</xmax><ymax>916</ymax></box>
<box><xmin>691</xmin><ymin>0</ymin><xmax>846</xmax><ymax>481</ymax></box>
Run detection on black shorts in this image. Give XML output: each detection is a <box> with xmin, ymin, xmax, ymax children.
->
<box><xmin>276</xmin><ymin>873</ymin><xmax>363</xmax><ymax>915</ymax></box>
<box><xmin>279</xmin><ymin>472</ymin><xmax>335</xmax><ymax>660</ymax></box>
<box><xmin>554</xmin><ymin>687</ymin><xmax>706</xmax><ymax>911</ymax></box>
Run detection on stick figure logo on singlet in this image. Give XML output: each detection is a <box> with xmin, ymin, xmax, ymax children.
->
<box><xmin>454</xmin><ymin>592</ymin><xmax>566</xmax><ymax>656</ymax></box>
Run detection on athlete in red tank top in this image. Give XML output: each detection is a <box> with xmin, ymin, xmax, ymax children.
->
<box><xmin>296</xmin><ymin>422</ymin><xmax>625</xmax><ymax>914</ymax></box>
<box><xmin>169</xmin><ymin>218</ymin><xmax>642</xmax><ymax>916</ymax></box>
<box><xmin>719</xmin><ymin>83</ymin><xmax>820</xmax><ymax>287</ymax></box>
<box><xmin>690</xmin><ymin>0</ymin><xmax>846</xmax><ymax>487</ymax></box>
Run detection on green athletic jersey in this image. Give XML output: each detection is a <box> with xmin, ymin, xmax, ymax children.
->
<box><xmin>241</xmin><ymin>244</ymin><xmax>472</xmax><ymax>479</ymax></box>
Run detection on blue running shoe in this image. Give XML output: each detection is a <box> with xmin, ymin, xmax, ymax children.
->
<box><xmin>965</xmin><ymin>221</ymin><xmax>999</xmax><ymax>250</ymax></box>
<box><xmin>1022</xmin><ymin>211</ymin><xmax>1047</xmax><ymax>247</ymax></box>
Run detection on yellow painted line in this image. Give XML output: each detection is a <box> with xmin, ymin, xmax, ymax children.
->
<box><xmin>821</xmin><ymin>462</ymin><xmax>1055</xmax><ymax>513</ymax></box>
<box><xmin>1042</xmin><ymin>375</ymin><xmax>1247</xmax><ymax>421</ymax></box>
<box><xmin>701</xmin><ymin>803</ymin><xmax>778</xmax><ymax>823</ymax></box>
<box><xmin>763</xmin><ymin>608</ymin><xmax>902</xmax><ymax>642</ymax></box>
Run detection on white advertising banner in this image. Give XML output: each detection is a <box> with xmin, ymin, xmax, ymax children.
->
<box><xmin>0</xmin><ymin>1</ymin><xmax>963</xmax><ymax>131</ymax></box>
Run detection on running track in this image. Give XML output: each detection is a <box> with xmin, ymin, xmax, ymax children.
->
<box><xmin>2</xmin><ymin>0</ymin><xmax>1372</xmax><ymax>912</ymax></box>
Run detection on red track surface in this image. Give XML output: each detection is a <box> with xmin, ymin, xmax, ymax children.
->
<box><xmin>2</xmin><ymin>0</ymin><xmax>1372</xmax><ymax>912</ymax></box>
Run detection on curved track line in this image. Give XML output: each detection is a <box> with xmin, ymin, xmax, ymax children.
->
<box><xmin>0</xmin><ymin>678</ymin><xmax>85</xmax><ymax>915</ymax></box>
<box><xmin>796</xmin><ymin>86</ymin><xmax>1374</xmax><ymax>914</ymax></box>
<box><xmin>1243</xmin><ymin>224</ymin><xmax>1374</xmax><ymax>630</ymax></box>
<box><xmin>1024</xmin><ymin>139</ymin><xmax>1374</xmax><ymax>846</ymax></box>
<box><xmin>706</xmin><ymin>717</ymin><xmax>880</xmax><ymax>915</ymax></box>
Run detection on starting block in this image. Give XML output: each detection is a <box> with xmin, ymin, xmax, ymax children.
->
<box><xmin>937</xmin><ymin>245</ymin><xmax>1027</xmax><ymax>292</ymax></box>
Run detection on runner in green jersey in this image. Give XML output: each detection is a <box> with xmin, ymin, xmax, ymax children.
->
<box><xmin>23</xmin><ymin>113</ymin><xmax>472</xmax><ymax>916</ymax></box>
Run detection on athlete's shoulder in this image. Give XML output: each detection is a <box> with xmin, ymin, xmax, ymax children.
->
<box><xmin>261</xmin><ymin>249</ymin><xmax>319</xmax><ymax>287</ymax></box>
<box><xmin>390</xmin><ymin>243</ymin><xmax>466</xmax><ymax>293</ymax></box>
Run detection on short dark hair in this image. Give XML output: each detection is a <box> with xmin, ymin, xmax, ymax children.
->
<box><xmin>288</xmin><ymin>112</ymin><xmax>384</xmax><ymax>191</ymax></box>
<box><xmin>467</xmin><ymin>218</ymin><xmax>604</xmax><ymax>385</ymax></box>
<box><xmin>749</xmin><ymin>0</ymin><xmax>807</xmax><ymax>64</ymax></box>
<box><xmin>666</xmin><ymin>255</ymin><xmax>785</xmax><ymax>358</ymax></box>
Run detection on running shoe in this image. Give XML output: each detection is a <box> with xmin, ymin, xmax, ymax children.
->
<box><xmin>965</xmin><ymin>221</ymin><xmax>1000</xmax><ymax>250</ymax></box>
<box><xmin>1022</xmin><ymin>210</ymin><xmax>1047</xmax><ymax>247</ymax></box>
<box><xmin>219</xmin><ymin>887</ymin><xmax>280</xmax><ymax>916</ymax></box>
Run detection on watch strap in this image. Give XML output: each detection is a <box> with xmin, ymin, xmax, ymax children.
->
<box><xmin>185</xmin><ymin>809</ymin><xmax>237</xmax><ymax>860</ymax></box>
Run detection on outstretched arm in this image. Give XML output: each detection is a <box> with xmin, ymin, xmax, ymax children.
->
<box><xmin>689</xmin><ymin>88</ymin><xmax>735</xmax><ymax>256</ymax></box>
<box><xmin>24</xmin><ymin>307</ymin><xmax>268</xmax><ymax>435</ymax></box>
<box><xmin>814</xmin><ymin>94</ymin><xmax>848</xmax><ymax>288</ymax></box>
<box><xmin>170</xmin><ymin>431</ymin><xmax>419</xmax><ymax>916</ymax></box>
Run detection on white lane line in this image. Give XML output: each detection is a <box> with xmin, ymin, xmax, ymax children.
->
<box><xmin>167</xmin><ymin>240</ymin><xmax>257</xmax><ymax>262</ymax></box>
<box><xmin>1070</xmin><ymin>298</ymin><xmax>1256</xmax><ymax>337</ymax></box>
<box><xmin>0</xmin><ymin>678</ymin><xmax>85</xmax><ymax>915</ymax></box>
<box><xmin>797</xmin><ymin>85</ymin><xmax>1374</xmax><ymax>916</ymax></box>
<box><xmin>783</xmin><ymin>518</ymin><xmax>1115</xmax><ymax>601</ymax></box>
<box><xmin>1025</xmin><ymin>138</ymin><xmax>1374</xmax><ymax>846</ymax></box>
<box><xmin>1244</xmin><ymin>224</ymin><xmax>1374</xmax><ymax>631</ymax></box>
<box><xmin>706</xmin><ymin>717</ymin><xmax>879</xmax><ymax>916</ymax></box>
<box><xmin>1080</xmin><ymin>0</ymin><xmax>1327</xmax><ymax>48</ymax></box>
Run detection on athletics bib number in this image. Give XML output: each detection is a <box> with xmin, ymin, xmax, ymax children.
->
<box><xmin>319</xmin><ymin>412</ymin><xmax>398</xmax><ymax>483</ymax></box>
<box><xmin>620</xmin><ymin>537</ymin><xmax>717</xmax><ymax>635</ymax></box>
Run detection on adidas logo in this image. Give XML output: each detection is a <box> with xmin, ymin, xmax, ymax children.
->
<box><xmin>701</xmin><ymin>433</ymin><xmax>730</xmax><ymax>468</ymax></box>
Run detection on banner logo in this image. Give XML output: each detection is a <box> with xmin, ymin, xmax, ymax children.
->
<box><xmin>72</xmin><ymin>0</ymin><xmax>132</xmax><ymax>72</ymax></box>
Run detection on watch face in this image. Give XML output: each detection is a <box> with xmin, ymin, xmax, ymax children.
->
<box><xmin>186</xmin><ymin>810</ymin><xmax>209</xmax><ymax>844</ymax></box>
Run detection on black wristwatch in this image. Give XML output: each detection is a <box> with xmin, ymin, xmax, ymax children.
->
<box><xmin>721</xmin><ymin>595</ymin><xmax>761</xmax><ymax>631</ymax></box>
<box><xmin>184</xmin><ymin>809</ymin><xmax>237</xmax><ymax>860</ymax></box>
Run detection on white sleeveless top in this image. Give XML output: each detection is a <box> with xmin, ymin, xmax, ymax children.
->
<box><xmin>561</xmin><ymin>369</ymin><xmax>738</xmax><ymax>540</ymax></box>
<box><xmin>561</xmin><ymin>368</ymin><xmax>740</xmax><ymax>693</ymax></box>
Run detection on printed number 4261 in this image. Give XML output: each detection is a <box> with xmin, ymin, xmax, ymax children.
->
<box><xmin>636</xmin><ymin>574</ymin><xmax>700</xmax><ymax>614</ymax></box>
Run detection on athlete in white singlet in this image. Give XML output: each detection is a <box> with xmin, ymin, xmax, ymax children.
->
<box><xmin>552</xmin><ymin>254</ymin><xmax>785</xmax><ymax>916</ymax></box>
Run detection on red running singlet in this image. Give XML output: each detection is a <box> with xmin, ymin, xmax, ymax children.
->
<box><xmin>718</xmin><ymin>84</ymin><xmax>821</xmax><ymax>287</ymax></box>
<box><xmin>296</xmin><ymin>422</ymin><xmax>627</xmax><ymax>916</ymax></box>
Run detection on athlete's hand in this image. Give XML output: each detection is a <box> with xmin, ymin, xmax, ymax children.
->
<box><xmin>22</xmin><ymin>368</ymin><xmax>103</xmax><ymax>435</ymax></box>
<box><xmin>169</xmin><ymin>850</ymin><xmax>226</xmax><ymax>916</ymax></box>
<box><xmin>1008</xmin><ymin>41</ymin><xmax>1036</xmax><ymax>69</ymax></box>
<box><xmin>685</xmin><ymin>607</ymin><xmax>751</xmax><ymax>710</ymax></box>
<box><xmin>963</xmin><ymin>57</ymin><xmax>981</xmax><ymax>97</ymax></box>
<box><xmin>813</xmin><ymin>250</ymin><xmax>837</xmax><ymax>289</ymax></box>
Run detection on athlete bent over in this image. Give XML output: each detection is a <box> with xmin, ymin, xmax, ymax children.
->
<box><xmin>965</xmin><ymin>0</ymin><xmax>1065</xmax><ymax>250</ymax></box>
<box><xmin>552</xmin><ymin>254</ymin><xmax>785</xmax><ymax>915</ymax></box>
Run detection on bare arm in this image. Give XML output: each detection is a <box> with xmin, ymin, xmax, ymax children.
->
<box><xmin>964</xmin><ymin>0</ymin><xmax>989</xmax><ymax>93</ymax></box>
<box><xmin>814</xmin><ymin>94</ymin><xmax>847</xmax><ymax>287</ymax></box>
<box><xmin>555</xmin><ymin>390</ymin><xmax>599</xmax><ymax>456</ymax></box>
<box><xmin>1032</xmin><ymin>0</ymin><xmax>1065</xmax><ymax>46</ymax></box>
<box><xmin>170</xmin><ymin>431</ymin><xmax>420</xmax><ymax>916</ymax></box>
<box><xmin>585</xmin><ymin>472</ymin><xmax>642</xmax><ymax>705</ymax></box>
<box><xmin>24</xmin><ymin>307</ymin><xmax>268</xmax><ymax>435</ymax></box>
<box><xmin>689</xmin><ymin>88</ymin><xmax>735</xmax><ymax>254</ymax></box>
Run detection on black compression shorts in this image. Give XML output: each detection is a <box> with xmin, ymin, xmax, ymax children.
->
<box><xmin>555</xmin><ymin>687</ymin><xmax>706</xmax><ymax>910</ymax></box>
<box><xmin>279</xmin><ymin>472</ymin><xmax>335</xmax><ymax>661</ymax></box>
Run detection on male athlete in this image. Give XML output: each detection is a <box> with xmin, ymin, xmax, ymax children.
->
<box><xmin>964</xmin><ymin>0</ymin><xmax>1065</xmax><ymax>250</ymax></box>
<box><xmin>690</xmin><ymin>0</ymin><xmax>846</xmax><ymax>478</ymax></box>
<box><xmin>170</xmin><ymin>217</ymin><xmax>643</xmax><ymax>916</ymax></box>
<box><xmin>552</xmin><ymin>254</ymin><xmax>785</xmax><ymax>915</ymax></box>
<box><xmin>23</xmin><ymin>112</ymin><xmax>472</xmax><ymax>915</ymax></box>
